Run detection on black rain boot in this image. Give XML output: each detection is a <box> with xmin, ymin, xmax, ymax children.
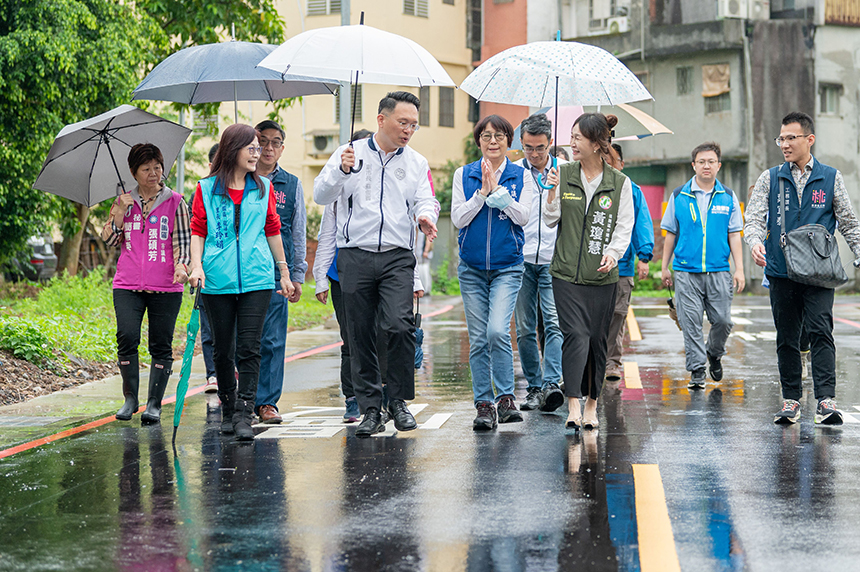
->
<box><xmin>220</xmin><ymin>390</ymin><xmax>236</xmax><ymax>435</ymax></box>
<box><xmin>115</xmin><ymin>355</ymin><xmax>140</xmax><ymax>421</ymax></box>
<box><xmin>140</xmin><ymin>359</ymin><xmax>172</xmax><ymax>424</ymax></box>
<box><xmin>233</xmin><ymin>399</ymin><xmax>256</xmax><ymax>441</ymax></box>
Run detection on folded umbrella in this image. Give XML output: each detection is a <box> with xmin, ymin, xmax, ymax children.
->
<box><xmin>414</xmin><ymin>297</ymin><xmax>424</xmax><ymax>369</ymax></box>
<box><xmin>667</xmin><ymin>284</ymin><xmax>682</xmax><ymax>331</ymax></box>
<box><xmin>173</xmin><ymin>288</ymin><xmax>202</xmax><ymax>448</ymax></box>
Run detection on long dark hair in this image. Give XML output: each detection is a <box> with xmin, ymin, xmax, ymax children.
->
<box><xmin>572</xmin><ymin>113</ymin><xmax>618</xmax><ymax>156</ymax></box>
<box><xmin>209</xmin><ymin>124</ymin><xmax>263</xmax><ymax>197</ymax></box>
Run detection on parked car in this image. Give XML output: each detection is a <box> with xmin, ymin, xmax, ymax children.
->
<box><xmin>4</xmin><ymin>234</ymin><xmax>58</xmax><ymax>282</ymax></box>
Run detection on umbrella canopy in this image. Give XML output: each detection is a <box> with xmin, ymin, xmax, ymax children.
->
<box><xmin>133</xmin><ymin>41</ymin><xmax>338</xmax><ymax>111</ymax></box>
<box><xmin>33</xmin><ymin>105</ymin><xmax>191</xmax><ymax>207</ymax></box>
<box><xmin>511</xmin><ymin>103</ymin><xmax>672</xmax><ymax>149</ymax></box>
<box><xmin>173</xmin><ymin>288</ymin><xmax>202</xmax><ymax>447</ymax></box>
<box><xmin>460</xmin><ymin>41</ymin><xmax>651</xmax><ymax>108</ymax></box>
<box><xmin>257</xmin><ymin>23</ymin><xmax>456</xmax><ymax>88</ymax></box>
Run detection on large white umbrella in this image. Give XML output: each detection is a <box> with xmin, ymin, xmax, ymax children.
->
<box><xmin>33</xmin><ymin>105</ymin><xmax>191</xmax><ymax>207</ymax></box>
<box><xmin>258</xmin><ymin>14</ymin><xmax>456</xmax><ymax>173</ymax></box>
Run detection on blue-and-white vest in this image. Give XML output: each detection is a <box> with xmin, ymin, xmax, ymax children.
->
<box><xmin>765</xmin><ymin>159</ymin><xmax>837</xmax><ymax>279</ymax></box>
<box><xmin>457</xmin><ymin>159</ymin><xmax>526</xmax><ymax>270</ymax></box>
<box><xmin>268</xmin><ymin>166</ymin><xmax>299</xmax><ymax>282</ymax></box>
<box><xmin>200</xmin><ymin>175</ymin><xmax>274</xmax><ymax>294</ymax></box>
<box><xmin>670</xmin><ymin>178</ymin><xmax>736</xmax><ymax>273</ymax></box>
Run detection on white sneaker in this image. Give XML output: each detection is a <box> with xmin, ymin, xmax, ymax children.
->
<box><xmin>204</xmin><ymin>376</ymin><xmax>218</xmax><ymax>393</ymax></box>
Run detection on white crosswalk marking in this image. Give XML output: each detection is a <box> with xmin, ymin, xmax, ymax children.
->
<box><xmin>840</xmin><ymin>412</ymin><xmax>860</xmax><ymax>424</ymax></box>
<box><xmin>257</xmin><ymin>404</ymin><xmax>449</xmax><ymax>439</ymax></box>
<box><xmin>732</xmin><ymin>317</ymin><xmax>753</xmax><ymax>325</ymax></box>
<box><xmin>732</xmin><ymin>332</ymin><xmax>757</xmax><ymax>341</ymax></box>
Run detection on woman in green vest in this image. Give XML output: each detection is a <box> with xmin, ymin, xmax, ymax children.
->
<box><xmin>544</xmin><ymin>113</ymin><xmax>634</xmax><ymax>430</ymax></box>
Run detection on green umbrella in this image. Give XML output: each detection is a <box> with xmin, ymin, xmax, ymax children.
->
<box><xmin>173</xmin><ymin>287</ymin><xmax>202</xmax><ymax>447</ymax></box>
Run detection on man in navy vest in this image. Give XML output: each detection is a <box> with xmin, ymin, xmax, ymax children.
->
<box><xmin>254</xmin><ymin>120</ymin><xmax>307</xmax><ymax>424</ymax></box>
<box><xmin>661</xmin><ymin>142</ymin><xmax>745</xmax><ymax>390</ymax></box>
<box><xmin>745</xmin><ymin>112</ymin><xmax>860</xmax><ymax>425</ymax></box>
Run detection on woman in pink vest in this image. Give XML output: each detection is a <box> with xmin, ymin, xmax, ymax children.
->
<box><xmin>101</xmin><ymin>143</ymin><xmax>190</xmax><ymax>424</ymax></box>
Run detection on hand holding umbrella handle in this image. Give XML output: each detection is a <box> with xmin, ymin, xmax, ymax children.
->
<box><xmin>537</xmin><ymin>157</ymin><xmax>558</xmax><ymax>190</ymax></box>
<box><xmin>854</xmin><ymin>257</ymin><xmax>860</xmax><ymax>268</ymax></box>
<box><xmin>348</xmin><ymin>141</ymin><xmax>363</xmax><ymax>174</ymax></box>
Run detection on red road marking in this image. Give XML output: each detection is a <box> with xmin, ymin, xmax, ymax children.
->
<box><xmin>834</xmin><ymin>316</ymin><xmax>860</xmax><ymax>329</ymax></box>
<box><xmin>0</xmin><ymin>302</ymin><xmax>456</xmax><ymax>460</ymax></box>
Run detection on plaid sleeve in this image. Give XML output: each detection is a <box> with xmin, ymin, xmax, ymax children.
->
<box><xmin>173</xmin><ymin>198</ymin><xmax>191</xmax><ymax>266</ymax></box>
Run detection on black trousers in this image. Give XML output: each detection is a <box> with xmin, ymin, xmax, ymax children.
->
<box><xmin>113</xmin><ymin>289</ymin><xmax>183</xmax><ymax>360</ymax></box>
<box><xmin>552</xmin><ymin>279</ymin><xmax>617</xmax><ymax>399</ymax></box>
<box><xmin>202</xmin><ymin>289</ymin><xmax>272</xmax><ymax>403</ymax></box>
<box><xmin>337</xmin><ymin>247</ymin><xmax>415</xmax><ymax>412</ymax></box>
<box><xmin>329</xmin><ymin>279</ymin><xmax>355</xmax><ymax>399</ymax></box>
<box><xmin>768</xmin><ymin>276</ymin><xmax>836</xmax><ymax>401</ymax></box>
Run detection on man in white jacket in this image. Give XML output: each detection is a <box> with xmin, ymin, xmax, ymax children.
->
<box><xmin>513</xmin><ymin>114</ymin><xmax>566</xmax><ymax>413</ymax></box>
<box><xmin>314</xmin><ymin>91</ymin><xmax>439</xmax><ymax>437</ymax></box>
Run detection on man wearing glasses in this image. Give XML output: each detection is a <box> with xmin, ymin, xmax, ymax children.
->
<box><xmin>661</xmin><ymin>142</ymin><xmax>745</xmax><ymax>390</ymax></box>
<box><xmin>253</xmin><ymin>120</ymin><xmax>307</xmax><ymax>424</ymax></box>
<box><xmin>745</xmin><ymin>112</ymin><xmax>860</xmax><ymax>425</ymax></box>
<box><xmin>314</xmin><ymin>91</ymin><xmax>439</xmax><ymax>437</ymax></box>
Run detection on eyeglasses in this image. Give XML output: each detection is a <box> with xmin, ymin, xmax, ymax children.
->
<box><xmin>523</xmin><ymin>145</ymin><xmax>548</xmax><ymax>154</ymax></box>
<box><xmin>246</xmin><ymin>146</ymin><xmax>262</xmax><ymax>155</ymax></box>
<box><xmin>260</xmin><ymin>138</ymin><xmax>283</xmax><ymax>149</ymax></box>
<box><xmin>480</xmin><ymin>132</ymin><xmax>507</xmax><ymax>143</ymax></box>
<box><xmin>774</xmin><ymin>134</ymin><xmax>808</xmax><ymax>146</ymax></box>
<box><xmin>395</xmin><ymin>120</ymin><xmax>420</xmax><ymax>132</ymax></box>
<box><xmin>695</xmin><ymin>159</ymin><xmax>719</xmax><ymax>166</ymax></box>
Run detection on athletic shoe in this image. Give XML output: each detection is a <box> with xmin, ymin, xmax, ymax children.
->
<box><xmin>774</xmin><ymin>399</ymin><xmax>801</xmax><ymax>424</ymax></box>
<box><xmin>539</xmin><ymin>383</ymin><xmax>565</xmax><ymax>412</ymax></box>
<box><xmin>707</xmin><ymin>353</ymin><xmax>723</xmax><ymax>382</ymax></box>
<box><xmin>605</xmin><ymin>366</ymin><xmax>622</xmax><ymax>382</ymax></box>
<box><xmin>520</xmin><ymin>387</ymin><xmax>542</xmax><ymax>411</ymax></box>
<box><xmin>815</xmin><ymin>398</ymin><xmax>843</xmax><ymax>425</ymax></box>
<box><xmin>343</xmin><ymin>397</ymin><xmax>359</xmax><ymax>423</ymax></box>
<box><xmin>204</xmin><ymin>376</ymin><xmax>218</xmax><ymax>393</ymax></box>
<box><xmin>473</xmin><ymin>401</ymin><xmax>497</xmax><ymax>431</ymax></box>
<box><xmin>688</xmin><ymin>368</ymin><xmax>706</xmax><ymax>390</ymax></box>
<box><xmin>497</xmin><ymin>396</ymin><xmax>523</xmax><ymax>423</ymax></box>
<box><xmin>800</xmin><ymin>350</ymin><xmax>810</xmax><ymax>380</ymax></box>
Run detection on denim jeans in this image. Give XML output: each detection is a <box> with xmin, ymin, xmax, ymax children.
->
<box><xmin>458</xmin><ymin>261</ymin><xmax>524</xmax><ymax>404</ymax></box>
<box><xmin>256</xmin><ymin>290</ymin><xmax>289</xmax><ymax>412</ymax></box>
<box><xmin>514</xmin><ymin>262</ymin><xmax>563</xmax><ymax>390</ymax></box>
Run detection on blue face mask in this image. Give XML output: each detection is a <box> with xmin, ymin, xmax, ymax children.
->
<box><xmin>485</xmin><ymin>187</ymin><xmax>514</xmax><ymax>210</ymax></box>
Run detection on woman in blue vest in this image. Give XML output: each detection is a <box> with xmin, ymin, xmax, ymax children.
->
<box><xmin>452</xmin><ymin>115</ymin><xmax>536</xmax><ymax>431</ymax></box>
<box><xmin>544</xmin><ymin>113</ymin><xmax>634</xmax><ymax>431</ymax></box>
<box><xmin>189</xmin><ymin>124</ymin><xmax>294</xmax><ymax>440</ymax></box>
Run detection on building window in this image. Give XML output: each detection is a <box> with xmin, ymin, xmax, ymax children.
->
<box><xmin>419</xmin><ymin>86</ymin><xmax>430</xmax><ymax>126</ymax></box>
<box><xmin>404</xmin><ymin>0</ymin><xmax>429</xmax><ymax>17</ymax></box>
<box><xmin>819</xmin><ymin>83</ymin><xmax>842</xmax><ymax>115</ymax></box>
<box><xmin>704</xmin><ymin>92</ymin><xmax>731</xmax><ymax>114</ymax></box>
<box><xmin>439</xmin><ymin>87</ymin><xmax>455</xmax><ymax>128</ymax></box>
<box><xmin>468</xmin><ymin>0</ymin><xmax>482</xmax><ymax>62</ymax></box>
<box><xmin>676</xmin><ymin>66</ymin><xmax>693</xmax><ymax>96</ymax></box>
<box><xmin>494</xmin><ymin>0</ymin><xmax>514</xmax><ymax>3</ymax></box>
<box><xmin>468</xmin><ymin>95</ymin><xmax>480</xmax><ymax>123</ymax></box>
<box><xmin>308</xmin><ymin>0</ymin><xmax>341</xmax><ymax>15</ymax></box>
<box><xmin>443</xmin><ymin>0</ymin><xmax>454</xmax><ymax>4</ymax></box>
<box><xmin>335</xmin><ymin>85</ymin><xmax>362</xmax><ymax>123</ymax></box>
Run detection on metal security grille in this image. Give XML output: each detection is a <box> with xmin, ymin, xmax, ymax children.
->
<box><xmin>308</xmin><ymin>0</ymin><xmax>341</xmax><ymax>16</ymax></box>
<box><xmin>404</xmin><ymin>0</ymin><xmax>429</xmax><ymax>17</ymax></box>
<box><xmin>676</xmin><ymin>66</ymin><xmax>693</xmax><ymax>96</ymax></box>
<box><xmin>439</xmin><ymin>87</ymin><xmax>455</xmax><ymax>128</ymax></box>
<box><xmin>419</xmin><ymin>86</ymin><xmax>430</xmax><ymax>126</ymax></box>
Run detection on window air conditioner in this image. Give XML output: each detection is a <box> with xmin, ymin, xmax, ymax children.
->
<box><xmin>718</xmin><ymin>0</ymin><xmax>748</xmax><ymax>19</ymax></box>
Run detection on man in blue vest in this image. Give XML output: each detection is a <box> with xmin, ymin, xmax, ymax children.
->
<box><xmin>254</xmin><ymin>120</ymin><xmax>307</xmax><ymax>424</ymax></box>
<box><xmin>661</xmin><ymin>142</ymin><xmax>745</xmax><ymax>390</ymax></box>
<box><xmin>745</xmin><ymin>112</ymin><xmax>860</xmax><ymax>425</ymax></box>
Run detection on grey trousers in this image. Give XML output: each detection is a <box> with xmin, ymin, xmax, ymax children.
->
<box><xmin>674</xmin><ymin>270</ymin><xmax>734</xmax><ymax>373</ymax></box>
<box><xmin>605</xmin><ymin>276</ymin><xmax>635</xmax><ymax>370</ymax></box>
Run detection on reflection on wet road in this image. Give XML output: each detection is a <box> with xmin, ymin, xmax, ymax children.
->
<box><xmin>2</xmin><ymin>296</ymin><xmax>860</xmax><ymax>571</ymax></box>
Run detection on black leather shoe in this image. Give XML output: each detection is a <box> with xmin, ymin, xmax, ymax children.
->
<box><xmin>707</xmin><ymin>353</ymin><xmax>723</xmax><ymax>382</ymax></box>
<box><xmin>388</xmin><ymin>399</ymin><xmax>417</xmax><ymax>431</ymax></box>
<box><xmin>539</xmin><ymin>383</ymin><xmax>564</xmax><ymax>412</ymax></box>
<box><xmin>355</xmin><ymin>407</ymin><xmax>385</xmax><ymax>438</ymax></box>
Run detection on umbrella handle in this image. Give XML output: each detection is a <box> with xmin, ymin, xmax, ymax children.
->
<box><xmin>349</xmin><ymin>159</ymin><xmax>363</xmax><ymax>174</ymax></box>
<box><xmin>536</xmin><ymin>156</ymin><xmax>557</xmax><ymax>190</ymax></box>
<box><xmin>190</xmin><ymin>285</ymin><xmax>202</xmax><ymax>309</ymax></box>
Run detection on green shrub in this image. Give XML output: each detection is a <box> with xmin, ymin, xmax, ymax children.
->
<box><xmin>0</xmin><ymin>316</ymin><xmax>55</xmax><ymax>368</ymax></box>
<box><xmin>431</xmin><ymin>255</ymin><xmax>460</xmax><ymax>296</ymax></box>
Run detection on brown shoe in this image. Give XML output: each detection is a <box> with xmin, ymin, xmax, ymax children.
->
<box><xmin>257</xmin><ymin>404</ymin><xmax>283</xmax><ymax>424</ymax></box>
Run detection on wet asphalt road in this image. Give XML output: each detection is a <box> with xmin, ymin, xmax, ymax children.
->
<box><xmin>2</xmin><ymin>295</ymin><xmax>860</xmax><ymax>571</ymax></box>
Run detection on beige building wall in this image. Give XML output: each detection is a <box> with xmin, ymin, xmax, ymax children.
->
<box><xmin>200</xmin><ymin>0</ymin><xmax>474</xmax><ymax>214</ymax></box>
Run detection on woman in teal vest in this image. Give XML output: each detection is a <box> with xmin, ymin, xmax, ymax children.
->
<box><xmin>189</xmin><ymin>124</ymin><xmax>294</xmax><ymax>440</ymax></box>
<box><xmin>544</xmin><ymin>113</ymin><xmax>634</xmax><ymax>431</ymax></box>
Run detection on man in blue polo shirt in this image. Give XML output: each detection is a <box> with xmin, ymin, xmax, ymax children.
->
<box><xmin>661</xmin><ymin>142</ymin><xmax>745</xmax><ymax>389</ymax></box>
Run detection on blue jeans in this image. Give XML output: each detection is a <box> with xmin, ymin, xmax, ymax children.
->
<box><xmin>256</xmin><ymin>290</ymin><xmax>288</xmax><ymax>412</ymax></box>
<box><xmin>514</xmin><ymin>262</ymin><xmax>563</xmax><ymax>390</ymax></box>
<box><xmin>458</xmin><ymin>261</ymin><xmax>524</xmax><ymax>404</ymax></box>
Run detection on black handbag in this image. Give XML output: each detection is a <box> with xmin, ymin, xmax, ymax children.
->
<box><xmin>778</xmin><ymin>178</ymin><xmax>848</xmax><ymax>288</ymax></box>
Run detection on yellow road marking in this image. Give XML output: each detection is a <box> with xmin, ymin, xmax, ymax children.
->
<box><xmin>633</xmin><ymin>464</ymin><xmax>681</xmax><ymax>572</ymax></box>
<box><xmin>623</xmin><ymin>362</ymin><xmax>642</xmax><ymax>389</ymax></box>
<box><xmin>626</xmin><ymin>306</ymin><xmax>642</xmax><ymax>341</ymax></box>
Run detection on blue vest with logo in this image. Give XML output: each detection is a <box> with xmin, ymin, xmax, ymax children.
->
<box><xmin>670</xmin><ymin>178</ymin><xmax>736</xmax><ymax>273</ymax></box>
<box><xmin>200</xmin><ymin>175</ymin><xmax>274</xmax><ymax>294</ymax></box>
<box><xmin>269</xmin><ymin>166</ymin><xmax>299</xmax><ymax>281</ymax></box>
<box><xmin>457</xmin><ymin>159</ymin><xmax>526</xmax><ymax>270</ymax></box>
<box><xmin>765</xmin><ymin>159</ymin><xmax>837</xmax><ymax>278</ymax></box>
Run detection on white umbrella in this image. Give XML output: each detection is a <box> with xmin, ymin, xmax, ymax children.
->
<box><xmin>258</xmin><ymin>13</ymin><xmax>456</xmax><ymax>173</ymax></box>
<box><xmin>33</xmin><ymin>105</ymin><xmax>191</xmax><ymax>207</ymax></box>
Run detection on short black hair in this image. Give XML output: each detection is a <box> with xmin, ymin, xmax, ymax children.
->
<box><xmin>379</xmin><ymin>91</ymin><xmax>420</xmax><ymax>114</ymax></box>
<box><xmin>520</xmin><ymin>113</ymin><xmax>552</xmax><ymax>142</ymax></box>
<box><xmin>551</xmin><ymin>146</ymin><xmax>569</xmax><ymax>161</ymax></box>
<box><xmin>351</xmin><ymin>129</ymin><xmax>374</xmax><ymax>141</ymax></box>
<box><xmin>473</xmin><ymin>114</ymin><xmax>514</xmax><ymax>147</ymax></box>
<box><xmin>691</xmin><ymin>141</ymin><xmax>721</xmax><ymax>163</ymax></box>
<box><xmin>208</xmin><ymin>143</ymin><xmax>219</xmax><ymax>164</ymax></box>
<box><xmin>128</xmin><ymin>143</ymin><xmax>164</xmax><ymax>176</ymax></box>
<box><xmin>782</xmin><ymin>111</ymin><xmax>814</xmax><ymax>135</ymax></box>
<box><xmin>255</xmin><ymin>119</ymin><xmax>285</xmax><ymax>139</ymax></box>
<box><xmin>611</xmin><ymin>143</ymin><xmax>623</xmax><ymax>163</ymax></box>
